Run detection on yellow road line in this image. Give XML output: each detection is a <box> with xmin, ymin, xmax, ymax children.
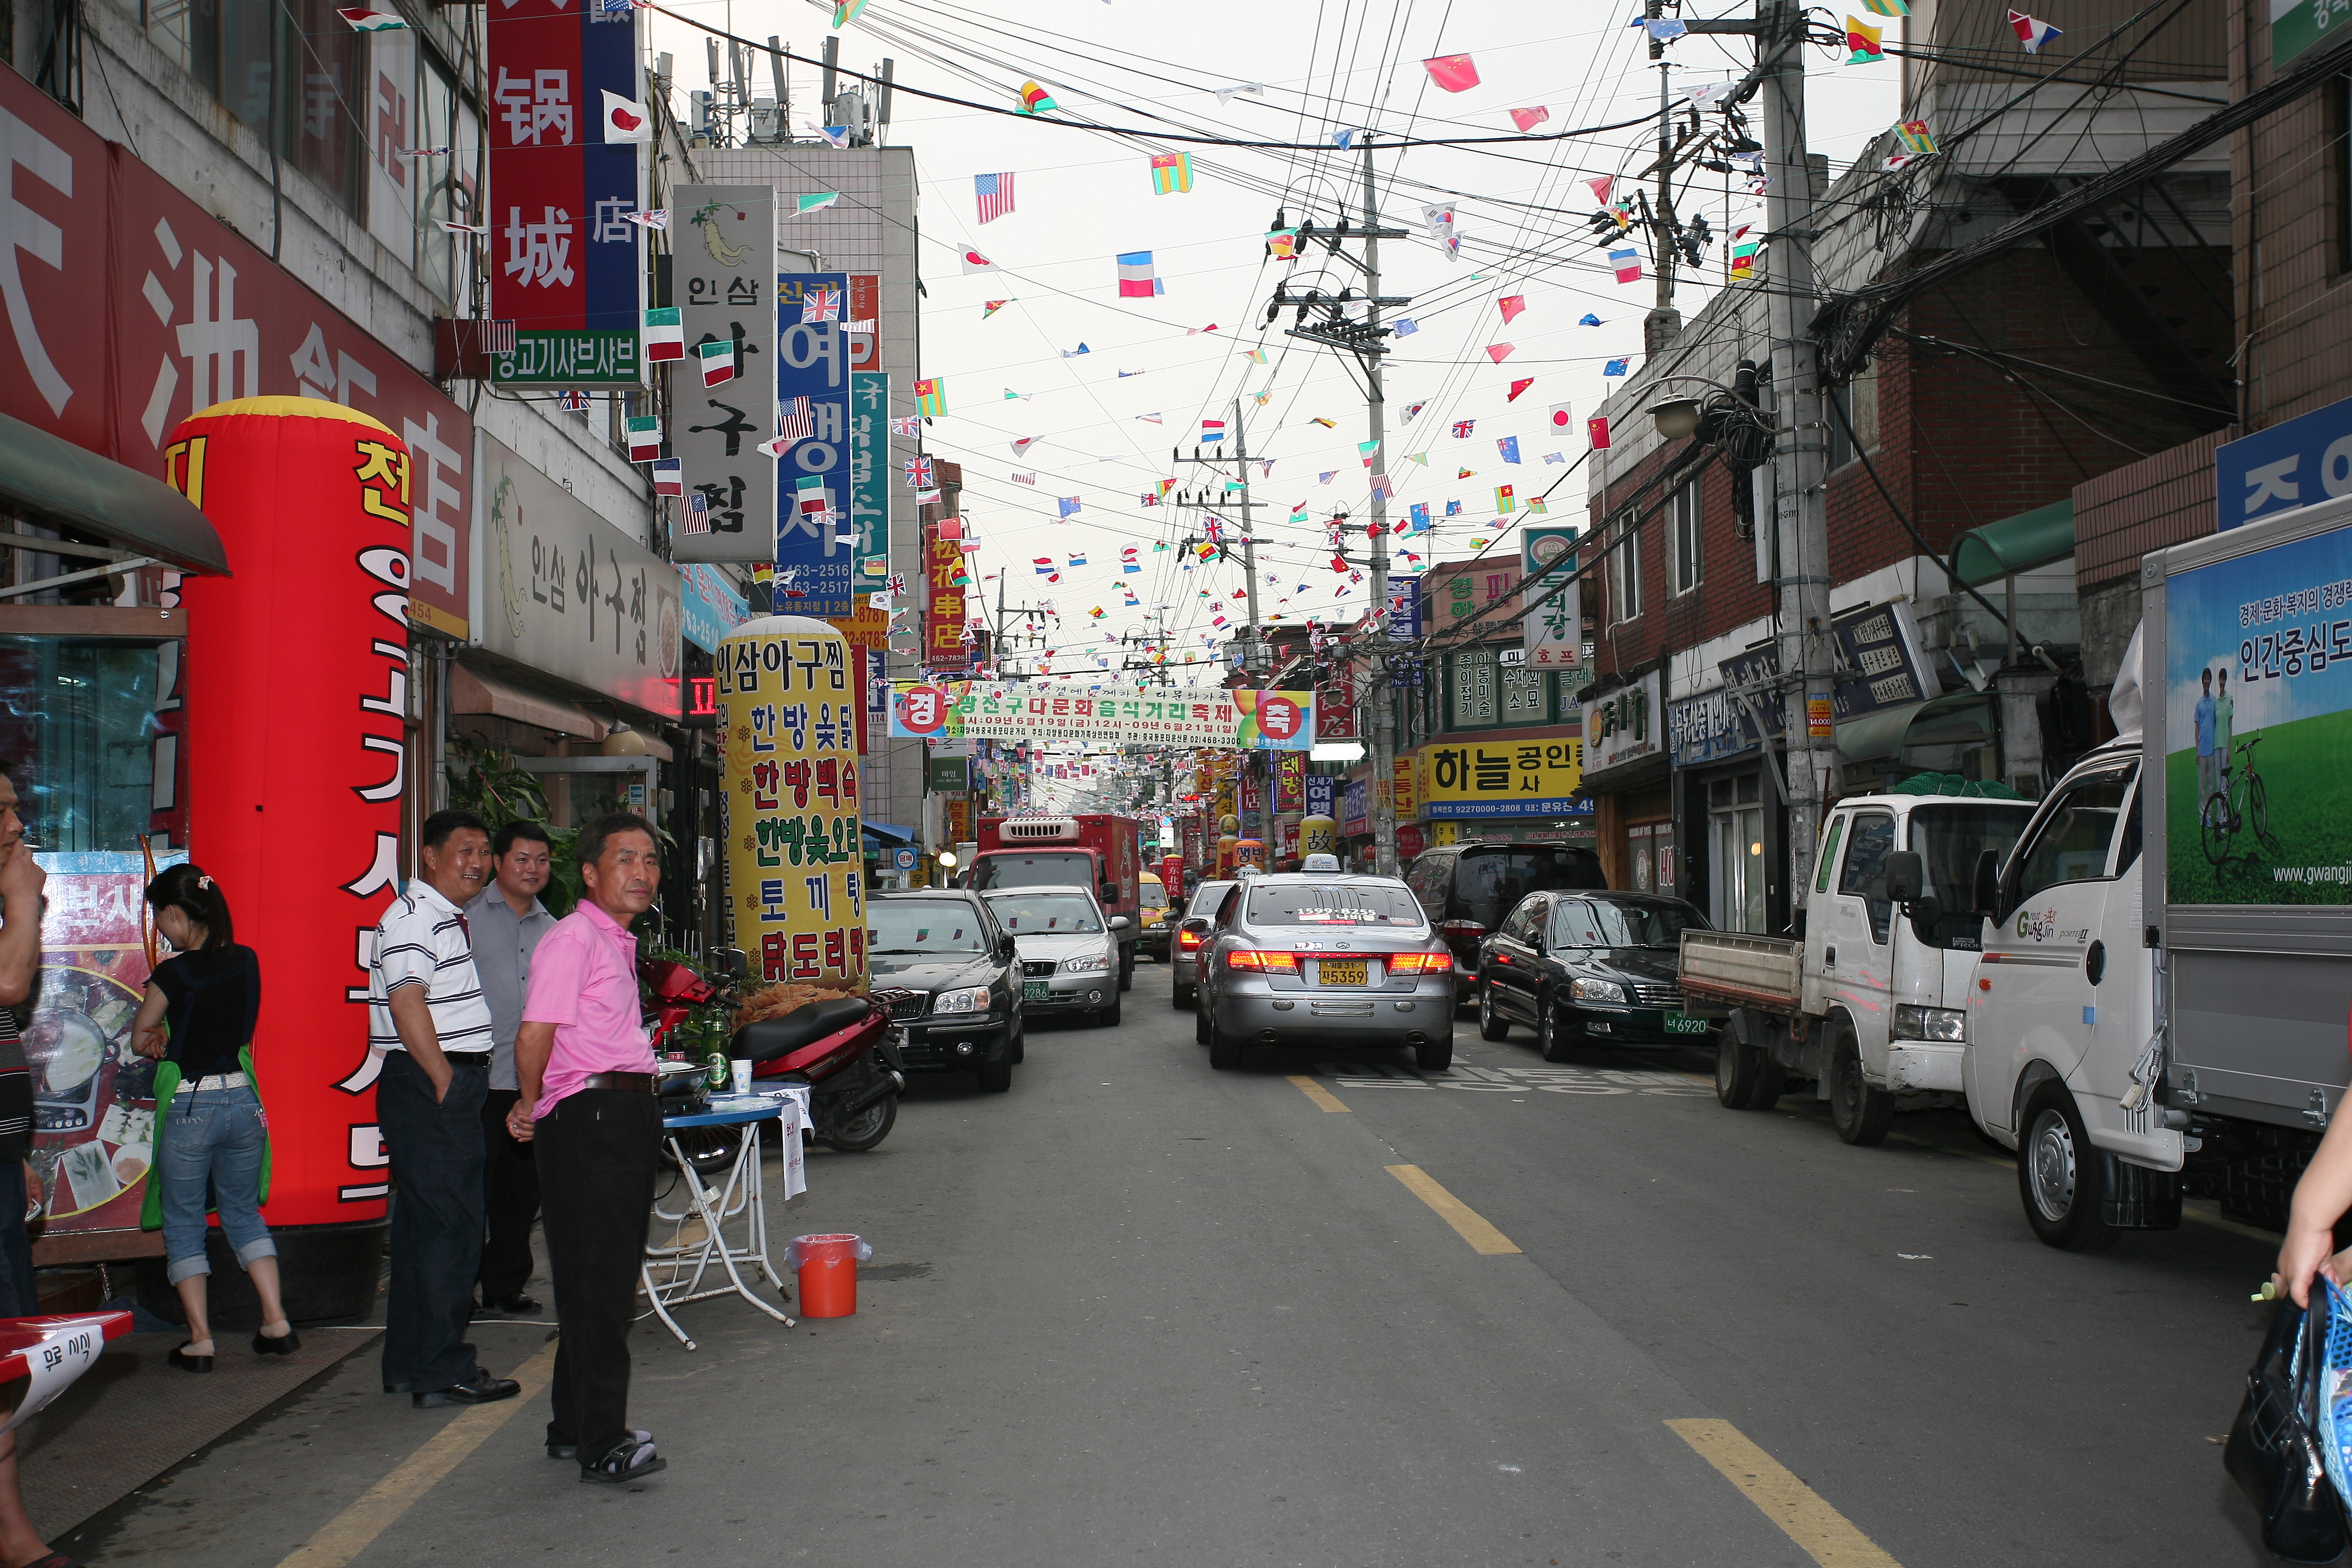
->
<box><xmin>1287</xmin><ymin>1075</ymin><xmax>1351</xmax><ymax>1112</ymax></box>
<box><xmin>277</xmin><ymin>1341</ymin><xmax>558</xmax><ymax>1568</ymax></box>
<box><xmin>1667</xmin><ymin>1418</ymin><xmax>1902</xmax><ymax>1567</ymax></box>
<box><xmin>1385</xmin><ymin>1164</ymin><xmax>1521</xmax><ymax>1255</ymax></box>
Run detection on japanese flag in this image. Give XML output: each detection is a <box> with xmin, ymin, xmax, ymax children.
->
<box><xmin>1548</xmin><ymin>402</ymin><xmax>1575</xmax><ymax>432</ymax></box>
<box><xmin>601</xmin><ymin>89</ymin><xmax>652</xmax><ymax>144</ymax></box>
<box><xmin>961</xmin><ymin>248</ymin><xmax>996</xmax><ymax>274</ymax></box>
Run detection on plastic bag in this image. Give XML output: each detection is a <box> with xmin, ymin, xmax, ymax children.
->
<box><xmin>786</xmin><ymin>1233</ymin><xmax>872</xmax><ymax>1268</ymax></box>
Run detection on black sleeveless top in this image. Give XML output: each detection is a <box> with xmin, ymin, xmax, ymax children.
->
<box><xmin>151</xmin><ymin>946</ymin><xmax>262</xmax><ymax>1083</ymax></box>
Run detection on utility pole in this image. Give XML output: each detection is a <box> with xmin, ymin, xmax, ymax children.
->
<box><xmin>1647</xmin><ymin>0</ymin><xmax>1681</xmax><ymax>355</ymax></box>
<box><xmin>1264</xmin><ymin>151</ymin><xmax>1412</xmax><ymax>876</ymax></box>
<box><xmin>1171</xmin><ymin>400</ymin><xmax>1268</xmax><ymax>680</ymax></box>
<box><xmin>1756</xmin><ymin>0</ymin><xmax>1835</xmax><ymax>901</ymax></box>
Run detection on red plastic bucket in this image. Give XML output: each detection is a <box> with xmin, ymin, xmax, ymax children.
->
<box><xmin>793</xmin><ymin>1234</ymin><xmax>863</xmax><ymax>1318</ymax></box>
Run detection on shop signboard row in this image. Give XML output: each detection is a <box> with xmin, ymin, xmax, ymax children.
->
<box><xmin>0</xmin><ymin>64</ymin><xmax>473</xmax><ymax>636</ymax></box>
<box><xmin>1679</xmin><ymin>599</ymin><xmax>1936</xmax><ymax>765</ymax></box>
<box><xmin>888</xmin><ymin>681</ymin><xmax>1317</xmax><ymax>750</ymax></box>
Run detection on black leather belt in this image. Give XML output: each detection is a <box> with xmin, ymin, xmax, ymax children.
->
<box><xmin>579</xmin><ymin>1071</ymin><xmax>655</xmax><ymax>1092</ymax></box>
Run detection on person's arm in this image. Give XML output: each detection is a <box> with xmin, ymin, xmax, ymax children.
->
<box><xmin>130</xmin><ymin>981</ymin><xmax>170</xmax><ymax>1060</ymax></box>
<box><xmin>387</xmin><ymin>986</ymin><xmax>454</xmax><ymax>1102</ymax></box>
<box><xmin>2279</xmin><ymin>1091</ymin><xmax>2352</xmax><ymax>1305</ymax></box>
<box><xmin>0</xmin><ymin>851</ymin><xmax>44</xmax><ymax>1008</ymax></box>
<box><xmin>506</xmin><ymin>1021</ymin><xmax>556</xmax><ymax>1144</ymax></box>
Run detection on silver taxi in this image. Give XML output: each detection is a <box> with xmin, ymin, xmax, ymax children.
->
<box><xmin>1197</xmin><ymin>873</ymin><xmax>1454</xmax><ymax>1072</ymax></box>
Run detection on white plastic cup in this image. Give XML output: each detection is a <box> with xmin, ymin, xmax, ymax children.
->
<box><xmin>730</xmin><ymin>1060</ymin><xmax>752</xmax><ymax>1095</ymax></box>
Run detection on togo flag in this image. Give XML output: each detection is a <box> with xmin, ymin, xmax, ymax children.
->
<box><xmin>697</xmin><ymin>338</ymin><xmax>736</xmax><ymax>387</ymax></box>
<box><xmin>642</xmin><ymin>307</ymin><xmax>684</xmax><ymax>362</ymax></box>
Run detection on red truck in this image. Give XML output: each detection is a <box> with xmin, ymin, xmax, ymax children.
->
<box><xmin>968</xmin><ymin>813</ymin><xmax>1145</xmax><ymax>990</ymax></box>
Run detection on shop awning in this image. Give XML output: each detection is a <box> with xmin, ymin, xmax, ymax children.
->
<box><xmin>1948</xmin><ymin>498</ymin><xmax>2075</xmax><ymax>587</ymax></box>
<box><xmin>0</xmin><ymin>410</ymin><xmax>232</xmax><ymax>579</ymax></box>
<box><xmin>862</xmin><ymin>821</ymin><xmax>918</xmax><ymax>850</ymax></box>
<box><xmin>1836</xmin><ymin>700</ymin><xmax>1931</xmax><ymax>767</ymax></box>
<box><xmin>450</xmin><ymin>663</ymin><xmax>604</xmax><ymax>740</ymax></box>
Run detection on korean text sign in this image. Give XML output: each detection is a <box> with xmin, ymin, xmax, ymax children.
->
<box><xmin>775</xmin><ymin>272</ymin><xmax>856</xmax><ymax>614</ymax></box>
<box><xmin>715</xmin><ymin>619</ymin><xmax>869</xmax><ymax>987</ymax></box>
<box><xmin>671</xmin><ymin>185</ymin><xmax>776</xmax><ymax>562</ymax></box>
<box><xmin>485</xmin><ymin>0</ymin><xmax>644</xmax><ymax>383</ymax></box>
<box><xmin>889</xmin><ymin>681</ymin><xmax>1317</xmax><ymax>750</ymax></box>
<box><xmin>1422</xmin><ymin>740</ymin><xmax>1586</xmax><ymax>818</ymax></box>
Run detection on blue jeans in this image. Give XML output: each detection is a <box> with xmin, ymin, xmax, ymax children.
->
<box><xmin>159</xmin><ymin>1084</ymin><xmax>276</xmax><ymax>1286</ymax></box>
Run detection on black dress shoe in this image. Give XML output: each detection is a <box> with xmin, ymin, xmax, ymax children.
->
<box><xmin>480</xmin><ymin>1293</ymin><xmax>543</xmax><ymax>1316</ymax></box>
<box><xmin>166</xmin><ymin>1343</ymin><xmax>213</xmax><ymax>1374</ymax></box>
<box><xmin>547</xmin><ymin>1427</ymin><xmax>650</xmax><ymax>1460</ymax></box>
<box><xmin>413</xmin><ymin>1375</ymin><xmax>520</xmax><ymax>1409</ymax></box>
<box><xmin>579</xmin><ymin>1435</ymin><xmax>666</xmax><ymax>1484</ymax></box>
<box><xmin>252</xmin><ymin>1326</ymin><xmax>300</xmax><ymax>1356</ymax></box>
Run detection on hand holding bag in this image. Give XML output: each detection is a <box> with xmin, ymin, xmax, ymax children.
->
<box><xmin>2227</xmin><ymin>1293</ymin><xmax>2349</xmax><ymax>1563</ymax></box>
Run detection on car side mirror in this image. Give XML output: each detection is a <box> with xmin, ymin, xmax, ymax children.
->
<box><xmin>1107</xmin><ymin>914</ymin><xmax>1131</xmax><ymax>931</ymax></box>
<box><xmin>1972</xmin><ymin>849</ymin><xmax>2000</xmax><ymax>917</ymax></box>
<box><xmin>1884</xmin><ymin>850</ymin><xmax>1924</xmax><ymax>906</ymax></box>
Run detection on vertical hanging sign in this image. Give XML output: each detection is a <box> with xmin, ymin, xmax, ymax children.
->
<box><xmin>775</xmin><ymin>272</ymin><xmax>857</xmax><ymax>615</ymax></box>
<box><xmin>671</xmin><ymin>185</ymin><xmax>777</xmax><ymax>562</ymax></box>
<box><xmin>1521</xmin><ymin>524</ymin><xmax>1583</xmax><ymax>670</ymax></box>
<box><xmin>485</xmin><ymin>0</ymin><xmax>645</xmax><ymax>386</ymax></box>
<box><xmin>850</xmin><ymin>371</ymin><xmax>891</xmax><ymax>583</ymax></box>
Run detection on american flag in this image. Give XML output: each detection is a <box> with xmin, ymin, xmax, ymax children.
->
<box><xmin>776</xmin><ymin>396</ymin><xmax>814</xmax><ymax>442</ymax></box>
<box><xmin>681</xmin><ymin>491</ymin><xmax>711</xmax><ymax>534</ymax></box>
<box><xmin>974</xmin><ymin>172</ymin><xmax>1016</xmax><ymax>225</ymax></box>
<box><xmin>800</xmin><ymin>287</ymin><xmax>842</xmax><ymax>324</ymax></box>
<box><xmin>558</xmin><ymin>389</ymin><xmax>591</xmax><ymax>411</ymax></box>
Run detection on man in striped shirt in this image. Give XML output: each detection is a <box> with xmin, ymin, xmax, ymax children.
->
<box><xmin>369</xmin><ymin>809</ymin><xmax>519</xmax><ymax>1409</ymax></box>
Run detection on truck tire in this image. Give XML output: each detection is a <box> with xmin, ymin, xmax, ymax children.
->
<box><xmin>1477</xmin><ymin>980</ymin><xmax>1511</xmax><ymax>1041</ymax></box>
<box><xmin>1715</xmin><ymin>1036</ymin><xmax>1762</xmax><ymax>1108</ymax></box>
<box><xmin>2019</xmin><ymin>1080</ymin><xmax>2120</xmax><ymax>1252</ymax></box>
<box><xmin>1828</xmin><ymin>1032</ymin><xmax>1894</xmax><ymax>1146</ymax></box>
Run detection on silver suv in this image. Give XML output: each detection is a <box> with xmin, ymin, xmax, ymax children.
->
<box><xmin>1196</xmin><ymin>873</ymin><xmax>1455</xmax><ymax>1072</ymax></box>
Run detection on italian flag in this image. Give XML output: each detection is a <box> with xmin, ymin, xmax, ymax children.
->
<box><xmin>697</xmin><ymin>339</ymin><xmax>736</xmax><ymax>387</ymax></box>
<box><xmin>625</xmin><ymin>416</ymin><xmax>661</xmax><ymax>462</ymax></box>
<box><xmin>643</xmin><ymin>307</ymin><xmax>684</xmax><ymax>362</ymax></box>
<box><xmin>336</xmin><ymin>7</ymin><xmax>408</xmax><ymax>29</ymax></box>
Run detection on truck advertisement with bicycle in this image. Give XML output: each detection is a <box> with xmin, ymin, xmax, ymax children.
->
<box><xmin>2161</xmin><ymin>522</ymin><xmax>2352</xmax><ymax>901</ymax></box>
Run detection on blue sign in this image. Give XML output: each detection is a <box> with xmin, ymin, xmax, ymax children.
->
<box><xmin>678</xmin><ymin>562</ymin><xmax>748</xmax><ymax>654</ymax></box>
<box><xmin>775</xmin><ymin>272</ymin><xmax>857</xmax><ymax>614</ymax></box>
<box><xmin>1304</xmin><ymin>774</ymin><xmax>1337</xmax><ymax>818</ymax></box>
<box><xmin>1387</xmin><ymin>576</ymin><xmax>1422</xmax><ymax>639</ymax></box>
<box><xmin>893</xmin><ymin>847</ymin><xmax>919</xmax><ymax>872</ymax></box>
<box><xmin>2216</xmin><ymin>397</ymin><xmax>2352</xmax><ymax>530</ymax></box>
<box><xmin>1341</xmin><ymin>778</ymin><xmax>1368</xmax><ymax>834</ymax></box>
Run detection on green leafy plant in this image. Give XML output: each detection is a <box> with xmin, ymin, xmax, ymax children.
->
<box><xmin>445</xmin><ymin>742</ymin><xmax>583</xmax><ymax>916</ymax></box>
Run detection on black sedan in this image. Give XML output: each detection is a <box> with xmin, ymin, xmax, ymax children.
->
<box><xmin>1472</xmin><ymin>892</ymin><xmax>1717</xmax><ymax>1060</ymax></box>
<box><xmin>868</xmin><ymin>892</ymin><xmax>1023</xmax><ymax>1093</ymax></box>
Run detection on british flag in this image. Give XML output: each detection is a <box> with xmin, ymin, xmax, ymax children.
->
<box><xmin>558</xmin><ymin>389</ymin><xmax>591</xmax><ymax>411</ymax></box>
<box><xmin>776</xmin><ymin>396</ymin><xmax>814</xmax><ymax>442</ymax></box>
<box><xmin>681</xmin><ymin>491</ymin><xmax>711</xmax><ymax>534</ymax></box>
<box><xmin>1451</xmin><ymin>419</ymin><xmax>1475</xmax><ymax>438</ymax></box>
<box><xmin>800</xmin><ymin>286</ymin><xmax>842</xmax><ymax>324</ymax></box>
<box><xmin>907</xmin><ymin>454</ymin><xmax>936</xmax><ymax>488</ymax></box>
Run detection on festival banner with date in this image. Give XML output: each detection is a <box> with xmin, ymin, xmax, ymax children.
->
<box><xmin>888</xmin><ymin>681</ymin><xmax>1317</xmax><ymax>750</ymax></box>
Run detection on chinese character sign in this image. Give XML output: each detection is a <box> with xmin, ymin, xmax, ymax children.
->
<box><xmin>1522</xmin><ymin>524</ymin><xmax>1583</xmax><ymax>670</ymax></box>
<box><xmin>170</xmin><ymin>397</ymin><xmax>422</xmax><ymax>1226</ymax></box>
<box><xmin>486</xmin><ymin>0</ymin><xmax>643</xmax><ymax>380</ymax></box>
<box><xmin>671</xmin><ymin>185</ymin><xmax>776</xmax><ymax>563</ymax></box>
<box><xmin>925</xmin><ymin>519</ymin><xmax>970</xmax><ymax>672</ymax></box>
<box><xmin>716</xmin><ymin>617</ymin><xmax>869</xmax><ymax>990</ymax></box>
<box><xmin>775</xmin><ymin>272</ymin><xmax>856</xmax><ymax>613</ymax></box>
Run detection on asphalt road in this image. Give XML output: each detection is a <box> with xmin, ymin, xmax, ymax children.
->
<box><xmin>64</xmin><ymin>959</ymin><xmax>2285</xmax><ymax>1567</ymax></box>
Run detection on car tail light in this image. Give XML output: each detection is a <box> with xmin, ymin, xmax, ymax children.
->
<box><xmin>1387</xmin><ymin>951</ymin><xmax>1453</xmax><ymax>974</ymax></box>
<box><xmin>1438</xmin><ymin>919</ymin><xmax>1487</xmax><ymax>942</ymax></box>
<box><xmin>1224</xmin><ymin>950</ymin><xmax>1300</xmax><ymax>972</ymax></box>
<box><xmin>1177</xmin><ymin>929</ymin><xmax>1203</xmax><ymax>950</ymax></box>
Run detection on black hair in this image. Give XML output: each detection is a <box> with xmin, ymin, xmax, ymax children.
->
<box><xmin>145</xmin><ymin>863</ymin><xmax>235</xmax><ymax>955</ymax></box>
<box><xmin>420</xmin><ymin>808</ymin><xmax>491</xmax><ymax>853</ymax></box>
<box><xmin>577</xmin><ymin>811</ymin><xmax>656</xmax><ymax>872</ymax></box>
<box><xmin>492</xmin><ymin>820</ymin><xmax>553</xmax><ymax>859</ymax></box>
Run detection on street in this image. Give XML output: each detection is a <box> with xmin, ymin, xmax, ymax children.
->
<box><xmin>62</xmin><ymin>962</ymin><xmax>2279</xmax><ymax>1568</ymax></box>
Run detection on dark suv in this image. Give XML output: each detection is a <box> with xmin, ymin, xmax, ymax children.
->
<box><xmin>1403</xmin><ymin>841</ymin><xmax>1608</xmax><ymax>1004</ymax></box>
<box><xmin>868</xmin><ymin>891</ymin><xmax>1023</xmax><ymax>1093</ymax></box>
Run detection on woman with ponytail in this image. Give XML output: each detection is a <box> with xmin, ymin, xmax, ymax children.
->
<box><xmin>129</xmin><ymin>866</ymin><xmax>294</xmax><ymax>1372</ymax></box>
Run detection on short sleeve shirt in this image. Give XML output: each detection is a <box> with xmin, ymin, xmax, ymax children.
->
<box><xmin>465</xmin><ymin>887</ymin><xmax>558</xmax><ymax>1089</ymax></box>
<box><xmin>520</xmin><ymin>900</ymin><xmax>655</xmax><ymax>1118</ymax></box>
<box><xmin>368</xmin><ymin>881</ymin><xmax>495</xmax><ymax>1056</ymax></box>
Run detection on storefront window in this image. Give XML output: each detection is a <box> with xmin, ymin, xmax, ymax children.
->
<box><xmin>0</xmin><ymin>639</ymin><xmax>174</xmax><ymax>852</ymax></box>
<box><xmin>1709</xmin><ymin>773</ymin><xmax>1768</xmax><ymax>932</ymax></box>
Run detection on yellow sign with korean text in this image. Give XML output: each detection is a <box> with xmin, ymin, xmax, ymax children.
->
<box><xmin>1421</xmin><ymin>739</ymin><xmax>1584</xmax><ymax>820</ymax></box>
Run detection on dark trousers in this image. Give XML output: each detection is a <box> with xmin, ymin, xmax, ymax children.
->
<box><xmin>479</xmin><ymin>1089</ymin><xmax>541</xmax><ymax>1301</ymax></box>
<box><xmin>0</xmin><ymin>1164</ymin><xmax>34</xmax><ymax>1316</ymax></box>
<box><xmin>536</xmin><ymin>1088</ymin><xmax>657</xmax><ymax>1462</ymax></box>
<box><xmin>379</xmin><ymin>1052</ymin><xmax>489</xmax><ymax>1391</ymax></box>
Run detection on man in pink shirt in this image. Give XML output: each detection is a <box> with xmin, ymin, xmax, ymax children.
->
<box><xmin>509</xmin><ymin>813</ymin><xmax>664</xmax><ymax>1485</ymax></box>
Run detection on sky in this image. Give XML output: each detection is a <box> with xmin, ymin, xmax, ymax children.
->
<box><xmin>647</xmin><ymin>0</ymin><xmax>1900</xmax><ymax>691</ymax></box>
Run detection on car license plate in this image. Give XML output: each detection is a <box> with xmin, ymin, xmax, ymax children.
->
<box><xmin>1318</xmin><ymin>960</ymin><xmax>1367</xmax><ymax>987</ymax></box>
<box><xmin>1023</xmin><ymin>981</ymin><xmax>1051</xmax><ymax>1002</ymax></box>
<box><xmin>1664</xmin><ymin>1013</ymin><xmax>1711</xmax><ymax>1034</ymax></box>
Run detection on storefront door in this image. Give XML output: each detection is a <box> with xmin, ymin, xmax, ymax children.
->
<box><xmin>1708</xmin><ymin>774</ymin><xmax>1768</xmax><ymax>931</ymax></box>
